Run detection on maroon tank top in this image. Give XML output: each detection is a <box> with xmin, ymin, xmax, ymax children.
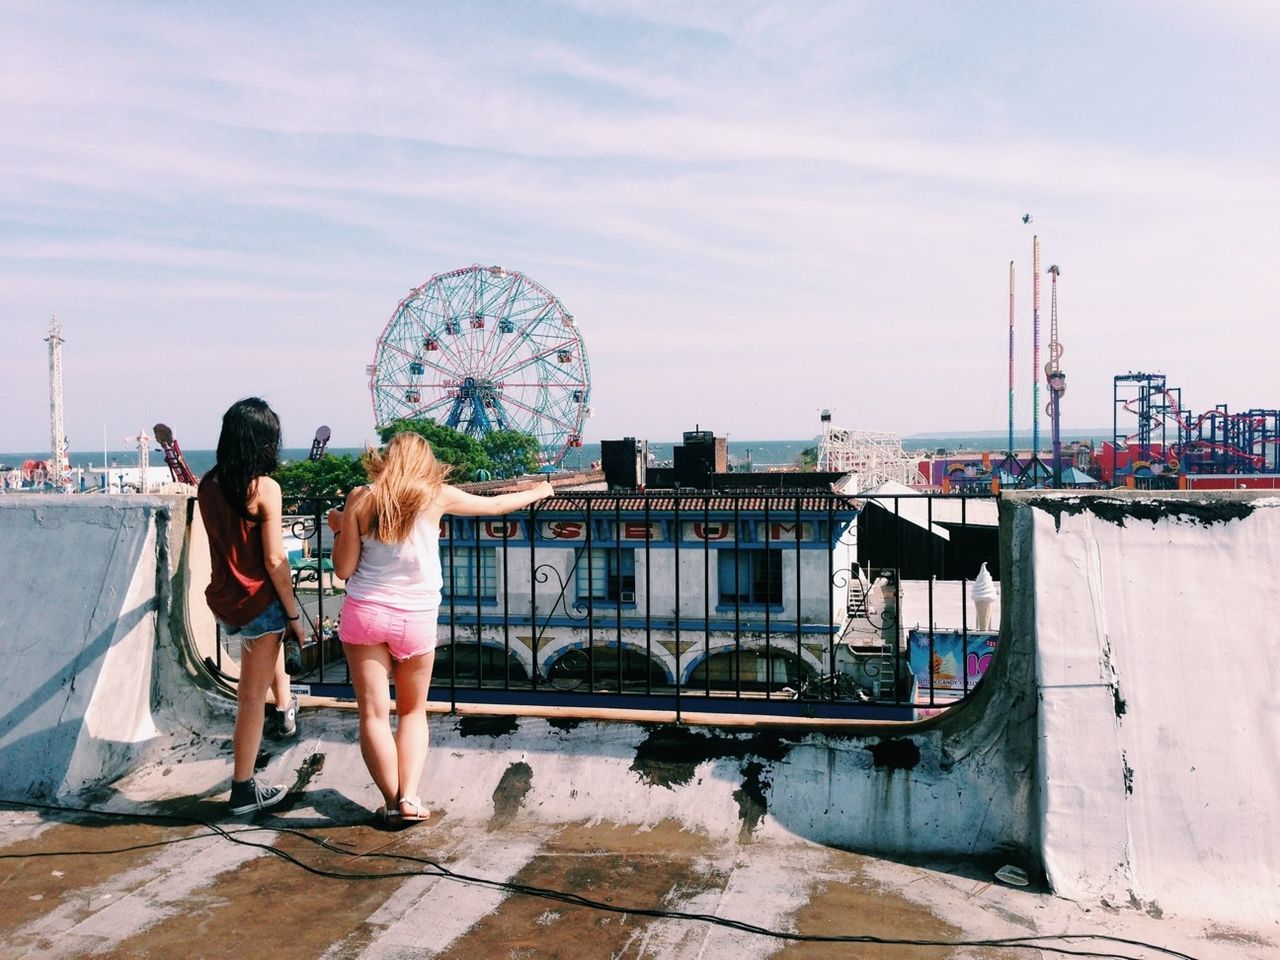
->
<box><xmin>198</xmin><ymin>474</ymin><xmax>277</xmax><ymax>626</ymax></box>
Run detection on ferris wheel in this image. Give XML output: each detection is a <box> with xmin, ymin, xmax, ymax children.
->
<box><xmin>368</xmin><ymin>265</ymin><xmax>592</xmax><ymax>465</ymax></box>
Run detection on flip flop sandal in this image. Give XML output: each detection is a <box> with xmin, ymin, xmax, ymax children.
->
<box><xmin>398</xmin><ymin>796</ymin><xmax>430</xmax><ymax>822</ymax></box>
<box><xmin>375</xmin><ymin>805</ymin><xmax>400</xmax><ymax>824</ymax></box>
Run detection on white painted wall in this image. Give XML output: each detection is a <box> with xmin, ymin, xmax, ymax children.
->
<box><xmin>1015</xmin><ymin>492</ymin><xmax>1280</xmax><ymax>924</ymax></box>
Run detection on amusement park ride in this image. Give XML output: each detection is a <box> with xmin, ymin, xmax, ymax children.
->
<box><xmin>816</xmin><ymin>410</ymin><xmax>917</xmax><ymax>487</ymax></box>
<box><xmin>44</xmin><ymin>317</ymin><xmax>70</xmax><ymax>490</ymax></box>
<box><xmin>996</xmin><ymin>231</ymin><xmax>1067</xmax><ymax>487</ymax></box>
<box><xmin>153</xmin><ymin>424</ymin><xmax>196</xmax><ymax>485</ymax></box>
<box><xmin>1110</xmin><ymin>373</ymin><xmax>1280</xmax><ymax>484</ymax></box>
<box><xmin>366</xmin><ymin>265</ymin><xmax>592</xmax><ymax>466</ymax></box>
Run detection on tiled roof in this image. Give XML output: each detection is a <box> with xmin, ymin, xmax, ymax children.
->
<box><xmin>533</xmin><ymin>493</ymin><xmax>856</xmax><ymax>512</ymax></box>
<box><xmin>459</xmin><ymin>470</ymin><xmax>605</xmax><ymax>494</ymax></box>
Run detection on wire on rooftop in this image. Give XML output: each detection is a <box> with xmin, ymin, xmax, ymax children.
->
<box><xmin>0</xmin><ymin>798</ymin><xmax>1201</xmax><ymax>960</ymax></box>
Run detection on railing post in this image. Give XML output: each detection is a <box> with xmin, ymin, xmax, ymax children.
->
<box><xmin>644</xmin><ymin>496</ymin><xmax>653</xmax><ymax>696</ymax></box>
<box><xmin>502</xmin><ymin>515</ymin><xmax>511</xmax><ymax>690</ymax></box>
<box><xmin>733</xmin><ymin>495</ymin><xmax>742</xmax><ymax>698</ymax></box>
<box><xmin>763</xmin><ymin>497</ymin><xmax>772</xmax><ymax>699</ymax></box>
<box><xmin>314</xmin><ymin>496</ymin><xmax>325</xmax><ymax>684</ymax></box>
<box><xmin>530</xmin><ymin>501</ymin><xmax>539</xmax><ymax>693</ymax></box>
<box><xmin>703</xmin><ymin>496</ymin><xmax>711</xmax><ymax>697</ymax></box>
<box><xmin>585</xmin><ymin>497</ymin><xmax>595</xmax><ymax>691</ymax></box>
<box><xmin>614</xmin><ymin>498</ymin><xmax>623</xmax><ymax>694</ymax></box>
<box><xmin>474</xmin><ymin>514</ymin><xmax>483</xmax><ymax>691</ymax></box>
<box><xmin>827</xmin><ymin>495</ymin><xmax>836</xmax><ymax>689</ymax></box>
<box><xmin>673</xmin><ymin>487</ymin><xmax>681</xmax><ymax>723</ymax></box>
<box><xmin>446</xmin><ymin>518</ymin><xmax>457</xmax><ymax>712</ymax></box>
<box><xmin>794</xmin><ymin>495</ymin><xmax>803</xmax><ymax>698</ymax></box>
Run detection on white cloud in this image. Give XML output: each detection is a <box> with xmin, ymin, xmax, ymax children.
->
<box><xmin>1</xmin><ymin>2</ymin><xmax>1277</xmax><ymax>450</ymax></box>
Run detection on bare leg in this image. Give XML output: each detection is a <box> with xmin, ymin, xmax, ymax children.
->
<box><xmin>233</xmin><ymin>632</ymin><xmax>283</xmax><ymax>782</ymax></box>
<box><xmin>393</xmin><ymin>650</ymin><xmax>436</xmax><ymax>810</ymax></box>
<box><xmin>345</xmin><ymin>643</ymin><xmax>399</xmax><ymax>809</ymax></box>
<box><xmin>271</xmin><ymin>646</ymin><xmax>291</xmax><ymax>707</ymax></box>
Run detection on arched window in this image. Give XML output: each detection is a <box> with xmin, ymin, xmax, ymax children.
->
<box><xmin>687</xmin><ymin>649</ymin><xmax>813</xmax><ymax>693</ymax></box>
<box><xmin>434</xmin><ymin>643</ymin><xmax>529</xmax><ymax>686</ymax></box>
<box><xmin>546</xmin><ymin>646</ymin><xmax>668</xmax><ymax>691</ymax></box>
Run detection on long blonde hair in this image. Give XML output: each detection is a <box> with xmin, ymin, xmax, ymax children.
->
<box><xmin>358</xmin><ymin>432</ymin><xmax>452</xmax><ymax>543</ymax></box>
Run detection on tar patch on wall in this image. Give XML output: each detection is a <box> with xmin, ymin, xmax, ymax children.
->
<box><xmin>458</xmin><ymin>715</ymin><xmax>520</xmax><ymax>738</ymax></box>
<box><xmin>630</xmin><ymin>724</ymin><xmax>795</xmax><ymax>789</ymax></box>
<box><xmin>866</xmin><ymin>737</ymin><xmax>920</xmax><ymax>771</ymax></box>
<box><xmin>490</xmin><ymin>760</ymin><xmax>533</xmax><ymax>829</ymax></box>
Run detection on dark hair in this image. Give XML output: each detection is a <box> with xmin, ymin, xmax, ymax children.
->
<box><xmin>212</xmin><ymin>397</ymin><xmax>281</xmax><ymax>519</ymax></box>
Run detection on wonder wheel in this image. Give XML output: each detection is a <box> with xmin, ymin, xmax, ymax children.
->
<box><xmin>369</xmin><ymin>265</ymin><xmax>591</xmax><ymax>465</ymax></box>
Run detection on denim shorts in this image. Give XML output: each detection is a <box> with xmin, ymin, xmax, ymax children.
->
<box><xmin>219</xmin><ymin>598</ymin><xmax>287</xmax><ymax>642</ymax></box>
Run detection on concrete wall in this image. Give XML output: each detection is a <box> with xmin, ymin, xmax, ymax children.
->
<box><xmin>0</xmin><ymin>496</ymin><xmax>217</xmax><ymax>799</ymax></box>
<box><xmin>1006</xmin><ymin>491</ymin><xmax>1280</xmax><ymax>924</ymax></box>
<box><xmin>0</xmin><ymin>497</ymin><xmax>162</xmax><ymax>797</ymax></box>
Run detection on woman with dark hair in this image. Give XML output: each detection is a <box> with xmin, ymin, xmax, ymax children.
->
<box><xmin>198</xmin><ymin>397</ymin><xmax>307</xmax><ymax>815</ymax></box>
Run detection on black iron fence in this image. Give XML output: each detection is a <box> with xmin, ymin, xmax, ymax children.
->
<box><xmin>207</xmin><ymin>489</ymin><xmax>1001</xmax><ymax>721</ymax></box>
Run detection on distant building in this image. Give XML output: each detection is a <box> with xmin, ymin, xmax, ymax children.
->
<box><xmin>436</xmin><ymin>488</ymin><xmax>859</xmax><ymax>692</ymax></box>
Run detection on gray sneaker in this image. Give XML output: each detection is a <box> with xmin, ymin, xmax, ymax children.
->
<box><xmin>264</xmin><ymin>695</ymin><xmax>299</xmax><ymax>741</ymax></box>
<box><xmin>228</xmin><ymin>778</ymin><xmax>288</xmax><ymax>816</ymax></box>
<box><xmin>278</xmin><ymin>694</ymin><xmax>298</xmax><ymax>739</ymax></box>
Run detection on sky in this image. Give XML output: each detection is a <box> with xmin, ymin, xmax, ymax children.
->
<box><xmin>3</xmin><ymin>1</ymin><xmax>1278</xmax><ymax>452</ymax></box>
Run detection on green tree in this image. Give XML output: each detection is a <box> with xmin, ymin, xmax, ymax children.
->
<box><xmin>377</xmin><ymin>418</ymin><xmax>493</xmax><ymax>480</ymax></box>
<box><xmin>797</xmin><ymin>446</ymin><xmax>819</xmax><ymax>470</ymax></box>
<box><xmin>481</xmin><ymin>430</ymin><xmax>542</xmax><ymax>478</ymax></box>
<box><xmin>273</xmin><ymin>454</ymin><xmax>367</xmax><ymax>498</ymax></box>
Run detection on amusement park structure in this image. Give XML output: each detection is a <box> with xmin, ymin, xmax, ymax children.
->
<box><xmin>368</xmin><ymin>265</ymin><xmax>591</xmax><ymax>466</ymax></box>
<box><xmin>816</xmin><ymin>410</ymin><xmax>918</xmax><ymax>489</ymax></box>
<box><xmin>1031</xmin><ymin>235</ymin><xmax>1042</xmax><ymax>460</ymax></box>
<box><xmin>1045</xmin><ymin>264</ymin><xmax>1066</xmax><ymax>486</ymax></box>
<box><xmin>997</xmin><ymin>234</ymin><xmax>1063</xmax><ymax>488</ymax></box>
<box><xmin>1110</xmin><ymin>372</ymin><xmax>1280</xmax><ymax>482</ymax></box>
<box><xmin>1007</xmin><ymin>260</ymin><xmax>1015</xmax><ymax>459</ymax></box>
<box><xmin>44</xmin><ymin>316</ymin><xmax>70</xmax><ymax>491</ymax></box>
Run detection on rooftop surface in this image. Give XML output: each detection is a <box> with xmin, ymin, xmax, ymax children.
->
<box><xmin>3</xmin><ymin>788</ymin><xmax>1269</xmax><ymax>960</ymax></box>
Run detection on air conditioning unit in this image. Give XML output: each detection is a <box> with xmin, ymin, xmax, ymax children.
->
<box><xmin>619</xmin><ymin>591</ymin><xmax>636</xmax><ymax>604</ymax></box>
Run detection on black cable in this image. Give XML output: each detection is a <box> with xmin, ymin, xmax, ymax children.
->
<box><xmin>0</xmin><ymin>798</ymin><xmax>1200</xmax><ymax>960</ymax></box>
<box><xmin>0</xmin><ymin>825</ymin><xmax>262</xmax><ymax>859</ymax></box>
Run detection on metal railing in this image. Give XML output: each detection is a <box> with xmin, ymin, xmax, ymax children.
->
<box><xmin>207</xmin><ymin>489</ymin><xmax>1001</xmax><ymax>721</ymax></box>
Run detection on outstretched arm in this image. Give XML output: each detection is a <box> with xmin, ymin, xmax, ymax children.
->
<box><xmin>435</xmin><ymin>480</ymin><xmax>554</xmax><ymax>517</ymax></box>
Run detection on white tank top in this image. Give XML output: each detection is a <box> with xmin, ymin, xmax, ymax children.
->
<box><xmin>345</xmin><ymin>510</ymin><xmax>444</xmax><ymax>612</ymax></box>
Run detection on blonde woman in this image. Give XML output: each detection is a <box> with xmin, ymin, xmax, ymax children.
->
<box><xmin>329</xmin><ymin>433</ymin><xmax>553</xmax><ymax>822</ymax></box>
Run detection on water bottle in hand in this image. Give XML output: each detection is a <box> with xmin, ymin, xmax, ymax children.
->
<box><xmin>284</xmin><ymin>636</ymin><xmax>304</xmax><ymax>676</ymax></box>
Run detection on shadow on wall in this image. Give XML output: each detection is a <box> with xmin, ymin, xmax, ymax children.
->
<box><xmin>0</xmin><ymin>599</ymin><xmax>155</xmax><ymax>799</ymax></box>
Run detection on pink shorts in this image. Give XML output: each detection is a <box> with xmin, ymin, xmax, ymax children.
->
<box><xmin>340</xmin><ymin>596</ymin><xmax>439</xmax><ymax>661</ymax></box>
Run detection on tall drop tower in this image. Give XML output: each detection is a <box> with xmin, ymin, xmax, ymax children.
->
<box><xmin>45</xmin><ymin>316</ymin><xmax>70</xmax><ymax>490</ymax></box>
<box><xmin>1007</xmin><ymin>260</ymin><xmax>1015</xmax><ymax>457</ymax></box>
<box><xmin>1031</xmin><ymin>236</ymin><xmax>1042</xmax><ymax>456</ymax></box>
<box><xmin>1045</xmin><ymin>265</ymin><xmax>1066</xmax><ymax>485</ymax></box>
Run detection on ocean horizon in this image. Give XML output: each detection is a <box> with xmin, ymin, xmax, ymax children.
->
<box><xmin>2</xmin><ymin>427</ymin><xmax>1115</xmax><ymax>479</ymax></box>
